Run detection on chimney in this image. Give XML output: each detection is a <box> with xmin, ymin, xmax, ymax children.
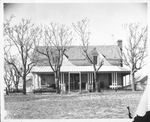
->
<box><xmin>117</xmin><ymin>40</ymin><xmax>122</xmax><ymax>51</ymax></box>
<box><xmin>117</xmin><ymin>40</ymin><xmax>123</xmax><ymax>67</ymax></box>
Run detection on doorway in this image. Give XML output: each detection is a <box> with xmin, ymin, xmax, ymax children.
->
<box><xmin>70</xmin><ymin>73</ymin><xmax>79</xmax><ymax>91</ymax></box>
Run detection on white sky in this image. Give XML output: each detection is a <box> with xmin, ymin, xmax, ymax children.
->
<box><xmin>4</xmin><ymin>3</ymin><xmax>147</xmax><ymax>46</ymax></box>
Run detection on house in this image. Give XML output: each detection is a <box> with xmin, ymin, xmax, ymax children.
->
<box><xmin>31</xmin><ymin>40</ymin><xmax>130</xmax><ymax>92</ymax></box>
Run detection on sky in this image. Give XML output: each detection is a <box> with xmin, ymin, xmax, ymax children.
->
<box><xmin>4</xmin><ymin>3</ymin><xmax>147</xmax><ymax>46</ymax></box>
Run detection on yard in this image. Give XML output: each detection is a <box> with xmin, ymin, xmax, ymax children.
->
<box><xmin>4</xmin><ymin>90</ymin><xmax>143</xmax><ymax>119</ymax></box>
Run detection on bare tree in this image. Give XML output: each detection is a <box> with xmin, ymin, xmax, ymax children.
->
<box><xmin>12</xmin><ymin>67</ymin><xmax>21</xmax><ymax>92</ymax></box>
<box><xmin>4</xmin><ymin>62</ymin><xmax>13</xmax><ymax>95</ymax></box>
<box><xmin>4</xmin><ymin>59</ymin><xmax>21</xmax><ymax>93</ymax></box>
<box><xmin>123</xmin><ymin>23</ymin><xmax>147</xmax><ymax>91</ymax></box>
<box><xmin>4</xmin><ymin>41</ymin><xmax>22</xmax><ymax>92</ymax></box>
<box><xmin>4</xmin><ymin>18</ymin><xmax>40</xmax><ymax>94</ymax></box>
<box><xmin>36</xmin><ymin>23</ymin><xmax>72</xmax><ymax>94</ymax></box>
<box><xmin>73</xmin><ymin>18</ymin><xmax>104</xmax><ymax>92</ymax></box>
<box><xmin>10</xmin><ymin>58</ymin><xmax>21</xmax><ymax>92</ymax></box>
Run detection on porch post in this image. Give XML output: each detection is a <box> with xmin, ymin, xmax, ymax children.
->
<box><xmin>35</xmin><ymin>74</ymin><xmax>37</xmax><ymax>89</ymax></box>
<box><xmin>112</xmin><ymin>73</ymin><xmax>114</xmax><ymax>87</ymax></box>
<box><xmin>32</xmin><ymin>73</ymin><xmax>35</xmax><ymax>90</ymax></box>
<box><xmin>92</xmin><ymin>73</ymin><xmax>93</xmax><ymax>91</ymax></box>
<box><xmin>123</xmin><ymin>75</ymin><xmax>126</xmax><ymax>86</ymax></box>
<box><xmin>114</xmin><ymin>73</ymin><xmax>116</xmax><ymax>86</ymax></box>
<box><xmin>87</xmin><ymin>73</ymin><xmax>89</xmax><ymax>91</ymax></box>
<box><xmin>60</xmin><ymin>73</ymin><xmax>61</xmax><ymax>90</ymax></box>
<box><xmin>63</xmin><ymin>73</ymin><xmax>64</xmax><ymax>84</ymax></box>
<box><xmin>39</xmin><ymin>75</ymin><xmax>41</xmax><ymax>88</ymax></box>
<box><xmin>129</xmin><ymin>75</ymin><xmax>131</xmax><ymax>85</ymax></box>
<box><xmin>59</xmin><ymin>73</ymin><xmax>62</xmax><ymax>86</ymax></box>
<box><xmin>114</xmin><ymin>73</ymin><xmax>116</xmax><ymax>85</ymax></box>
<box><xmin>68</xmin><ymin>72</ymin><xmax>70</xmax><ymax>93</ymax></box>
<box><xmin>79</xmin><ymin>72</ymin><xmax>82</xmax><ymax>93</ymax></box>
<box><xmin>89</xmin><ymin>73</ymin><xmax>91</xmax><ymax>84</ymax></box>
<box><xmin>89</xmin><ymin>73</ymin><xmax>91</xmax><ymax>91</ymax></box>
<box><xmin>63</xmin><ymin>73</ymin><xmax>66</xmax><ymax>92</ymax></box>
<box><xmin>125</xmin><ymin>76</ymin><xmax>126</xmax><ymax>86</ymax></box>
<box><xmin>116</xmin><ymin>73</ymin><xmax>118</xmax><ymax>85</ymax></box>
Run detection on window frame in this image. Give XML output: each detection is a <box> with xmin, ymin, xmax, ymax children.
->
<box><xmin>93</xmin><ymin>55</ymin><xmax>98</xmax><ymax>65</ymax></box>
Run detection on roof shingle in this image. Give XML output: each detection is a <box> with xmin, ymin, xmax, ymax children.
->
<box><xmin>65</xmin><ymin>45</ymin><xmax>121</xmax><ymax>60</ymax></box>
<box><xmin>35</xmin><ymin>45</ymin><xmax>121</xmax><ymax>66</ymax></box>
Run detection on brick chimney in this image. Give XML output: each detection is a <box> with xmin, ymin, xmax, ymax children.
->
<box><xmin>117</xmin><ymin>40</ymin><xmax>122</xmax><ymax>51</ymax></box>
<box><xmin>117</xmin><ymin>40</ymin><xmax>123</xmax><ymax>67</ymax></box>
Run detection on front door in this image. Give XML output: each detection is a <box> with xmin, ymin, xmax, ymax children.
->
<box><xmin>70</xmin><ymin>74</ymin><xmax>79</xmax><ymax>91</ymax></box>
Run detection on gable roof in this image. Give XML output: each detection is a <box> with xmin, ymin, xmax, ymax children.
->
<box><xmin>35</xmin><ymin>45</ymin><xmax>121</xmax><ymax>66</ymax></box>
<box><xmin>35</xmin><ymin>45</ymin><xmax>121</xmax><ymax>60</ymax></box>
<box><xmin>65</xmin><ymin>45</ymin><xmax>121</xmax><ymax>60</ymax></box>
<box><xmin>62</xmin><ymin>55</ymin><xmax>74</xmax><ymax>66</ymax></box>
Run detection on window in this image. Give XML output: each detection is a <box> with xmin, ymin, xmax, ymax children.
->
<box><xmin>93</xmin><ymin>56</ymin><xmax>97</xmax><ymax>65</ymax></box>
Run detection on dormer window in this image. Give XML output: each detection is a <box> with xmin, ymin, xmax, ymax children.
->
<box><xmin>93</xmin><ymin>56</ymin><xmax>97</xmax><ymax>65</ymax></box>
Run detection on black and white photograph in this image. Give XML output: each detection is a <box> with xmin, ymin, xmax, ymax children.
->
<box><xmin>1</xmin><ymin>0</ymin><xmax>150</xmax><ymax>122</ymax></box>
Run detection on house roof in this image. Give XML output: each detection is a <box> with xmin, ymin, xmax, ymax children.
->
<box><xmin>36</xmin><ymin>45</ymin><xmax>121</xmax><ymax>60</ymax></box>
<box><xmin>65</xmin><ymin>45</ymin><xmax>121</xmax><ymax>60</ymax></box>
<box><xmin>32</xmin><ymin>66</ymin><xmax>130</xmax><ymax>73</ymax></box>
<box><xmin>35</xmin><ymin>45</ymin><xmax>121</xmax><ymax>66</ymax></box>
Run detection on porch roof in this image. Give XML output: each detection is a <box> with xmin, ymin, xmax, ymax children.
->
<box><xmin>31</xmin><ymin>66</ymin><xmax>130</xmax><ymax>73</ymax></box>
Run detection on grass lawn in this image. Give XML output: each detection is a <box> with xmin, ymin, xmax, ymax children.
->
<box><xmin>4</xmin><ymin>90</ymin><xmax>143</xmax><ymax>119</ymax></box>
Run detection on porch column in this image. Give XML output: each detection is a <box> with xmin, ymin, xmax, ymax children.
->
<box><xmin>125</xmin><ymin>76</ymin><xmax>126</xmax><ymax>86</ymax></box>
<box><xmin>91</xmin><ymin>73</ymin><xmax>93</xmax><ymax>90</ymax></box>
<box><xmin>62</xmin><ymin>73</ymin><xmax>65</xmax><ymax>92</ymax></box>
<box><xmin>89</xmin><ymin>73</ymin><xmax>91</xmax><ymax>84</ymax></box>
<box><xmin>123</xmin><ymin>76</ymin><xmax>126</xmax><ymax>86</ymax></box>
<box><xmin>111</xmin><ymin>73</ymin><xmax>114</xmax><ymax>88</ymax></box>
<box><xmin>32</xmin><ymin>73</ymin><xmax>35</xmax><ymax>90</ymax></box>
<box><xmin>116</xmin><ymin>73</ymin><xmax>118</xmax><ymax>85</ymax></box>
<box><xmin>60</xmin><ymin>73</ymin><xmax>63</xmax><ymax>90</ymax></box>
<box><xmin>34</xmin><ymin>74</ymin><xmax>37</xmax><ymax>89</ymax></box>
<box><xmin>129</xmin><ymin>75</ymin><xmax>131</xmax><ymax>85</ymax></box>
<box><xmin>60</xmin><ymin>73</ymin><xmax>62</xmax><ymax>85</ymax></box>
<box><xmin>86</xmin><ymin>73</ymin><xmax>89</xmax><ymax>90</ymax></box>
<box><xmin>68</xmin><ymin>72</ymin><xmax>70</xmax><ymax>93</ymax></box>
<box><xmin>63</xmin><ymin>73</ymin><xmax>64</xmax><ymax>84</ymax></box>
<box><xmin>79</xmin><ymin>72</ymin><xmax>82</xmax><ymax>93</ymax></box>
<box><xmin>39</xmin><ymin>75</ymin><xmax>41</xmax><ymax>88</ymax></box>
<box><xmin>111</xmin><ymin>73</ymin><xmax>113</xmax><ymax>86</ymax></box>
<box><xmin>89</xmin><ymin>73</ymin><xmax>91</xmax><ymax>91</ymax></box>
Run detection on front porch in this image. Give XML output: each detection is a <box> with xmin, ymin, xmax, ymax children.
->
<box><xmin>31</xmin><ymin>66</ymin><xmax>130</xmax><ymax>93</ymax></box>
<box><xmin>32</xmin><ymin>71</ymin><xmax>130</xmax><ymax>93</ymax></box>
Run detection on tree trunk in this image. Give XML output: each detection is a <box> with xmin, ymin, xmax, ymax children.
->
<box><xmin>56</xmin><ymin>77</ymin><xmax>60</xmax><ymax>94</ymax></box>
<box><xmin>131</xmin><ymin>72</ymin><xmax>136</xmax><ymax>91</ymax></box>
<box><xmin>55</xmin><ymin>72</ymin><xmax>60</xmax><ymax>94</ymax></box>
<box><xmin>22</xmin><ymin>74</ymin><xmax>26</xmax><ymax>95</ymax></box>
<box><xmin>8</xmin><ymin>85</ymin><xmax>11</xmax><ymax>93</ymax></box>
<box><xmin>6</xmin><ymin>87</ymin><xmax>9</xmax><ymax>95</ymax></box>
<box><xmin>14</xmin><ymin>77</ymin><xmax>19</xmax><ymax>92</ymax></box>
<box><xmin>15</xmin><ymin>83</ymin><xmax>19</xmax><ymax>92</ymax></box>
<box><xmin>94</xmin><ymin>71</ymin><xmax>98</xmax><ymax>92</ymax></box>
<box><xmin>98</xmin><ymin>79</ymin><xmax>101</xmax><ymax>92</ymax></box>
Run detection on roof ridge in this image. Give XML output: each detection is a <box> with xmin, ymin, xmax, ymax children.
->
<box><xmin>36</xmin><ymin>45</ymin><xmax>118</xmax><ymax>48</ymax></box>
<box><xmin>69</xmin><ymin>45</ymin><xmax>118</xmax><ymax>47</ymax></box>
